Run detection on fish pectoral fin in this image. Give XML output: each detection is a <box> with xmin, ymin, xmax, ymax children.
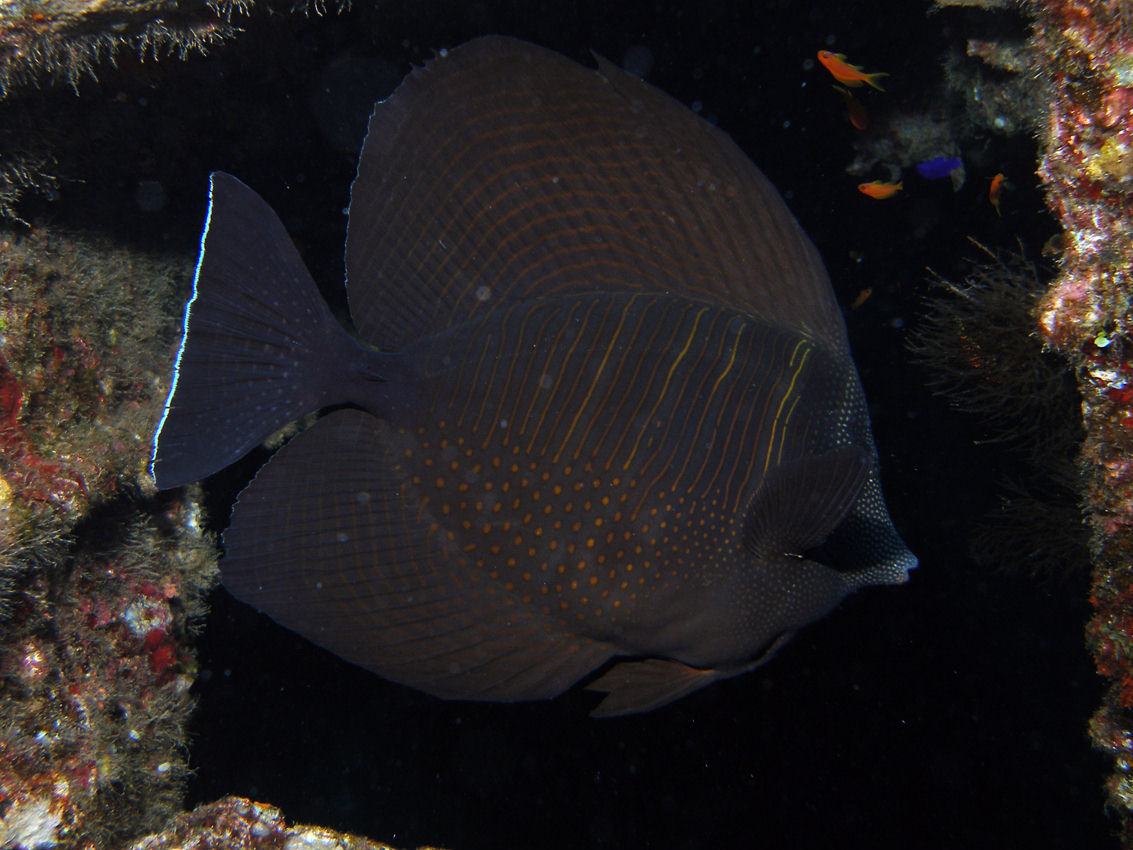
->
<box><xmin>586</xmin><ymin>658</ymin><xmax>724</xmax><ymax>717</ymax></box>
<box><xmin>744</xmin><ymin>445</ymin><xmax>872</xmax><ymax>557</ymax></box>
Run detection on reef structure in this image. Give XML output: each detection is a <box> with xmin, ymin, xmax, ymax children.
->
<box><xmin>1032</xmin><ymin>0</ymin><xmax>1133</xmax><ymax>841</ymax></box>
<box><xmin>0</xmin><ymin>0</ymin><xmax>349</xmax><ymax>220</ymax></box>
<box><xmin>124</xmin><ymin>796</ymin><xmax>445</xmax><ymax>850</ymax></box>
<box><xmin>0</xmin><ymin>228</ymin><xmax>218</xmax><ymax>848</ymax></box>
<box><xmin>0</xmin><ymin>1</ymin><xmax>239</xmax><ymax>96</ymax></box>
<box><xmin>0</xmin><ymin>1</ymin><xmax>238</xmax><ymax>219</ymax></box>
<box><xmin>0</xmin><ymin>0</ymin><xmax>352</xmax><ymax>95</ymax></box>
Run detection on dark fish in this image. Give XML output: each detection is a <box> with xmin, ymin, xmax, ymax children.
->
<box><xmin>151</xmin><ymin>36</ymin><xmax>916</xmax><ymax>716</ymax></box>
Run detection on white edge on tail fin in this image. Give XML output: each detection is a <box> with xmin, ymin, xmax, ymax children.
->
<box><xmin>149</xmin><ymin>172</ymin><xmax>221</xmax><ymax>488</ymax></box>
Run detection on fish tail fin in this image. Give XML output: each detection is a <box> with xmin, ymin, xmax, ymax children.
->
<box><xmin>865</xmin><ymin>71</ymin><xmax>888</xmax><ymax>91</ymax></box>
<box><xmin>151</xmin><ymin>172</ymin><xmax>375</xmax><ymax>490</ymax></box>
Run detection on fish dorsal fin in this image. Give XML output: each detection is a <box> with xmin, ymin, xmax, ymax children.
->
<box><xmin>346</xmin><ymin>35</ymin><xmax>847</xmax><ymax>352</ymax></box>
<box><xmin>744</xmin><ymin>446</ymin><xmax>872</xmax><ymax>557</ymax></box>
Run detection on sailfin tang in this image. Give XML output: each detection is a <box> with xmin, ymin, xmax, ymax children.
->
<box><xmin>222</xmin><ymin>409</ymin><xmax>615</xmax><ymax>702</ymax></box>
<box><xmin>151</xmin><ymin>173</ymin><xmax>362</xmax><ymax>489</ymax></box>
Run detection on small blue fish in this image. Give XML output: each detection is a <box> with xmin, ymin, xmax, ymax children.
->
<box><xmin>915</xmin><ymin>156</ymin><xmax>962</xmax><ymax>180</ymax></box>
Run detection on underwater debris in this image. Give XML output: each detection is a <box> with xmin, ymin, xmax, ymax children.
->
<box><xmin>966</xmin><ymin>37</ymin><xmax>1033</xmax><ymax>74</ymax></box>
<box><xmin>0</xmin><ymin>85</ymin><xmax>64</xmax><ymax>221</ymax></box>
<box><xmin>943</xmin><ymin>43</ymin><xmax>1043</xmax><ymax>138</ymax></box>
<box><xmin>0</xmin><ymin>0</ymin><xmax>237</xmax><ymax>218</ymax></box>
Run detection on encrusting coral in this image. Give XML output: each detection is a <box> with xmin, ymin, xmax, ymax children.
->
<box><xmin>0</xmin><ymin>227</ymin><xmax>218</xmax><ymax>848</ymax></box>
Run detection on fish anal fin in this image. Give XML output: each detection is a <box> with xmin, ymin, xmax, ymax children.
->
<box><xmin>586</xmin><ymin>658</ymin><xmax>724</xmax><ymax>717</ymax></box>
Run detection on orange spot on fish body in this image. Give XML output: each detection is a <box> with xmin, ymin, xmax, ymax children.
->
<box><xmin>832</xmin><ymin>85</ymin><xmax>868</xmax><ymax>130</ymax></box>
<box><xmin>857</xmin><ymin>180</ymin><xmax>902</xmax><ymax>199</ymax></box>
<box><xmin>817</xmin><ymin>50</ymin><xmax>887</xmax><ymax>91</ymax></box>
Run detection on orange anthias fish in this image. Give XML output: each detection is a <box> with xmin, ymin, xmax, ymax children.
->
<box><xmin>989</xmin><ymin>172</ymin><xmax>1009</xmax><ymax>215</ymax></box>
<box><xmin>858</xmin><ymin>180</ymin><xmax>902</xmax><ymax>200</ymax></box>
<box><xmin>832</xmin><ymin>85</ymin><xmax>868</xmax><ymax>130</ymax></box>
<box><xmin>817</xmin><ymin>50</ymin><xmax>888</xmax><ymax>91</ymax></box>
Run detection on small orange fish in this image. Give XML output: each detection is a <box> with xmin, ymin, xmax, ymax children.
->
<box><xmin>850</xmin><ymin>287</ymin><xmax>873</xmax><ymax>310</ymax></box>
<box><xmin>817</xmin><ymin>50</ymin><xmax>888</xmax><ymax>91</ymax></box>
<box><xmin>858</xmin><ymin>180</ymin><xmax>902</xmax><ymax>200</ymax></box>
<box><xmin>989</xmin><ymin>172</ymin><xmax>1009</xmax><ymax>215</ymax></box>
<box><xmin>832</xmin><ymin>85</ymin><xmax>869</xmax><ymax>130</ymax></box>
